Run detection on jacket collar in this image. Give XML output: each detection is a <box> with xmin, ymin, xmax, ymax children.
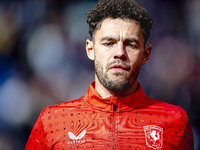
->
<box><xmin>84</xmin><ymin>81</ymin><xmax>147</xmax><ymax>111</ymax></box>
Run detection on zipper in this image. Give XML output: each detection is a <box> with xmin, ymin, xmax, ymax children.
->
<box><xmin>111</xmin><ymin>97</ymin><xmax>117</xmax><ymax>150</ymax></box>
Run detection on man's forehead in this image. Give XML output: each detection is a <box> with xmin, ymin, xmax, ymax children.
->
<box><xmin>100</xmin><ymin>18</ymin><xmax>140</xmax><ymax>29</ymax></box>
<box><xmin>95</xmin><ymin>18</ymin><xmax>142</xmax><ymax>41</ymax></box>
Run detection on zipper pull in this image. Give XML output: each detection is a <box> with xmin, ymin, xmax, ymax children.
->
<box><xmin>113</xmin><ymin>104</ymin><xmax>116</xmax><ymax>111</ymax></box>
<box><xmin>110</xmin><ymin>97</ymin><xmax>118</xmax><ymax>111</ymax></box>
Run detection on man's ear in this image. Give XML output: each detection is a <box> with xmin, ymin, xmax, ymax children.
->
<box><xmin>142</xmin><ymin>45</ymin><xmax>152</xmax><ymax>65</ymax></box>
<box><xmin>86</xmin><ymin>39</ymin><xmax>94</xmax><ymax>61</ymax></box>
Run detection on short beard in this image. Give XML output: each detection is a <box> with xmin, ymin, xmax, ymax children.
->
<box><xmin>95</xmin><ymin>59</ymin><xmax>141</xmax><ymax>93</ymax></box>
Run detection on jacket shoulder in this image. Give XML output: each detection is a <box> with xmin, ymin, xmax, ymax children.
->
<box><xmin>145</xmin><ymin>97</ymin><xmax>189</xmax><ymax>118</ymax></box>
<box><xmin>40</xmin><ymin>96</ymin><xmax>85</xmax><ymax>114</ymax></box>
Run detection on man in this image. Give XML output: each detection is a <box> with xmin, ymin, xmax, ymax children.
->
<box><xmin>25</xmin><ymin>0</ymin><xmax>194</xmax><ymax>149</ymax></box>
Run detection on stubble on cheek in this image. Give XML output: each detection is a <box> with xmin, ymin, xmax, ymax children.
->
<box><xmin>94</xmin><ymin>59</ymin><xmax>132</xmax><ymax>92</ymax></box>
<box><xmin>94</xmin><ymin>55</ymin><xmax>142</xmax><ymax>93</ymax></box>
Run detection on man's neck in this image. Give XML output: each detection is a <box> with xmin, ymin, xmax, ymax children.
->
<box><xmin>94</xmin><ymin>76</ymin><xmax>139</xmax><ymax>99</ymax></box>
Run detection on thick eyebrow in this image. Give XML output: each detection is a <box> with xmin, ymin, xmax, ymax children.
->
<box><xmin>100</xmin><ymin>36</ymin><xmax>117</xmax><ymax>42</ymax></box>
<box><xmin>124</xmin><ymin>38</ymin><xmax>139</xmax><ymax>43</ymax></box>
<box><xmin>100</xmin><ymin>36</ymin><xmax>139</xmax><ymax>43</ymax></box>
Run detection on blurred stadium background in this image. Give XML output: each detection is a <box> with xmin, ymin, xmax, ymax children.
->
<box><xmin>0</xmin><ymin>0</ymin><xmax>199</xmax><ymax>149</ymax></box>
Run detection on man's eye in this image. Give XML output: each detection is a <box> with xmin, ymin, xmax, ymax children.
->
<box><xmin>103</xmin><ymin>42</ymin><xmax>114</xmax><ymax>46</ymax></box>
<box><xmin>125</xmin><ymin>43</ymin><xmax>137</xmax><ymax>48</ymax></box>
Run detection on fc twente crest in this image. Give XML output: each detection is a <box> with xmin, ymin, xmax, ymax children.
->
<box><xmin>143</xmin><ymin>125</ymin><xmax>163</xmax><ymax>149</ymax></box>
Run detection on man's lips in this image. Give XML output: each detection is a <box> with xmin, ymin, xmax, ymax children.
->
<box><xmin>109</xmin><ymin>64</ymin><xmax>129</xmax><ymax>70</ymax></box>
<box><xmin>106</xmin><ymin>60</ymin><xmax>131</xmax><ymax>72</ymax></box>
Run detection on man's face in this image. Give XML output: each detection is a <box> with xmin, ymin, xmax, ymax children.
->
<box><xmin>86</xmin><ymin>18</ymin><xmax>151</xmax><ymax>95</ymax></box>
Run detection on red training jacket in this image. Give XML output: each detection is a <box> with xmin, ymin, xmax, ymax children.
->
<box><xmin>25</xmin><ymin>81</ymin><xmax>194</xmax><ymax>150</ymax></box>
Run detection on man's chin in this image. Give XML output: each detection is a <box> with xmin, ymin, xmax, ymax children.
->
<box><xmin>104</xmin><ymin>79</ymin><xmax>129</xmax><ymax>91</ymax></box>
<box><xmin>107</xmin><ymin>76</ymin><xmax>128</xmax><ymax>83</ymax></box>
<box><xmin>110</xmin><ymin>71</ymin><xmax>128</xmax><ymax>76</ymax></box>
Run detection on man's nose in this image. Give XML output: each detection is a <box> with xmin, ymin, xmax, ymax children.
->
<box><xmin>113</xmin><ymin>42</ymin><xmax>127</xmax><ymax>60</ymax></box>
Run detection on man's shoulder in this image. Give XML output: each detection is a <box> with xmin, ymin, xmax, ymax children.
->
<box><xmin>40</xmin><ymin>96</ymin><xmax>86</xmax><ymax>114</ymax></box>
<box><xmin>145</xmin><ymin>97</ymin><xmax>188</xmax><ymax>117</ymax></box>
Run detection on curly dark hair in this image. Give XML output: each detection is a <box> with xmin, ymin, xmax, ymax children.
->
<box><xmin>86</xmin><ymin>0</ymin><xmax>153</xmax><ymax>44</ymax></box>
